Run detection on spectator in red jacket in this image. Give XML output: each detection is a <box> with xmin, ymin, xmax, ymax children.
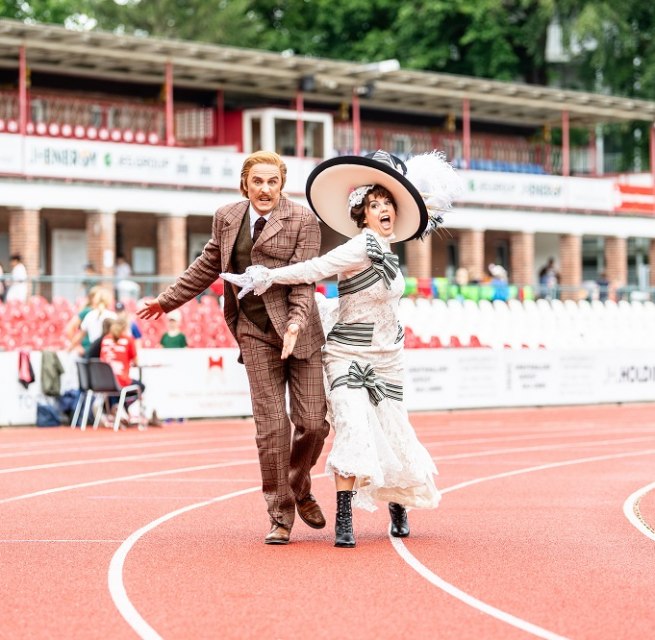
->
<box><xmin>100</xmin><ymin>318</ymin><xmax>143</xmax><ymax>419</ymax></box>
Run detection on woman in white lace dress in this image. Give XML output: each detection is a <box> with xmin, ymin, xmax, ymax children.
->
<box><xmin>223</xmin><ymin>150</ymin><xmax>462</xmax><ymax>547</ymax></box>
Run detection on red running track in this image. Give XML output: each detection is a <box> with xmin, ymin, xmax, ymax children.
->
<box><xmin>1</xmin><ymin>404</ymin><xmax>654</xmax><ymax>639</ymax></box>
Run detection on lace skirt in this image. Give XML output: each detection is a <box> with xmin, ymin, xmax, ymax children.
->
<box><xmin>323</xmin><ymin>378</ymin><xmax>441</xmax><ymax>512</ymax></box>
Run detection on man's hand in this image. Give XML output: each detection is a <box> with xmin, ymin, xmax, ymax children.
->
<box><xmin>281</xmin><ymin>323</ymin><xmax>299</xmax><ymax>360</ymax></box>
<box><xmin>137</xmin><ymin>299</ymin><xmax>165</xmax><ymax>321</ymax></box>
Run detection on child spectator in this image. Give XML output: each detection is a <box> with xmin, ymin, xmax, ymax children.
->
<box><xmin>160</xmin><ymin>310</ymin><xmax>187</xmax><ymax>348</ymax></box>
<box><xmin>100</xmin><ymin>317</ymin><xmax>160</xmax><ymax>427</ymax></box>
<box><xmin>115</xmin><ymin>301</ymin><xmax>142</xmax><ymax>348</ymax></box>
<box><xmin>100</xmin><ymin>318</ymin><xmax>142</xmax><ymax>397</ymax></box>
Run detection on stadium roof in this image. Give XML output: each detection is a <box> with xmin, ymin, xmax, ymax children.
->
<box><xmin>1</xmin><ymin>18</ymin><xmax>655</xmax><ymax>127</ymax></box>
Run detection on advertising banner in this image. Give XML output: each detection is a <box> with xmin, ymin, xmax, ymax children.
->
<box><xmin>3</xmin><ymin>348</ymin><xmax>654</xmax><ymax>426</ymax></box>
<box><xmin>460</xmin><ymin>171</ymin><xmax>616</xmax><ymax>213</ymax></box>
<box><xmin>3</xmin><ymin>135</ymin><xmax>316</xmax><ymax>194</ymax></box>
<box><xmin>0</xmin><ymin>133</ymin><xmax>628</xmax><ymax>212</ymax></box>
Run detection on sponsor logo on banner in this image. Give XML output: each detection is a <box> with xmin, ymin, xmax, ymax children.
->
<box><xmin>606</xmin><ymin>364</ymin><xmax>655</xmax><ymax>384</ymax></box>
<box><xmin>29</xmin><ymin>145</ymin><xmax>98</xmax><ymax>168</ymax></box>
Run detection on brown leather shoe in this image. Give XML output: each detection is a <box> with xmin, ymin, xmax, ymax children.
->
<box><xmin>296</xmin><ymin>494</ymin><xmax>326</xmax><ymax>529</ymax></box>
<box><xmin>264</xmin><ymin>523</ymin><xmax>290</xmax><ymax>545</ymax></box>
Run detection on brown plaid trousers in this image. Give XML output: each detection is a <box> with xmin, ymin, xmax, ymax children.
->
<box><xmin>158</xmin><ymin>197</ymin><xmax>329</xmax><ymax>529</ymax></box>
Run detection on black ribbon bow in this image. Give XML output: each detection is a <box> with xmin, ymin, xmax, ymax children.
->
<box><xmin>346</xmin><ymin>361</ymin><xmax>387</xmax><ymax>406</ymax></box>
<box><xmin>366</xmin><ymin>235</ymin><xmax>399</xmax><ymax>289</ymax></box>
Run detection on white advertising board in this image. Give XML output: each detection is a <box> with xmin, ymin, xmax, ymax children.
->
<box><xmin>404</xmin><ymin>348</ymin><xmax>655</xmax><ymax>410</ymax></box>
<box><xmin>136</xmin><ymin>347</ymin><xmax>252</xmax><ymax>419</ymax></box>
<box><xmin>0</xmin><ymin>134</ymin><xmax>318</xmax><ymax>194</ymax></box>
<box><xmin>2</xmin><ymin>347</ymin><xmax>654</xmax><ymax>426</ymax></box>
<box><xmin>0</xmin><ymin>133</ymin><xmax>624</xmax><ymax>211</ymax></box>
<box><xmin>460</xmin><ymin>171</ymin><xmax>616</xmax><ymax>212</ymax></box>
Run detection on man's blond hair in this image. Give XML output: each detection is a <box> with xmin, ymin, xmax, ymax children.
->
<box><xmin>239</xmin><ymin>151</ymin><xmax>287</xmax><ymax>197</ymax></box>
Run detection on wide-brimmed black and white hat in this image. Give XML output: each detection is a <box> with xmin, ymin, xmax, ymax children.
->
<box><xmin>305</xmin><ymin>149</ymin><xmax>462</xmax><ymax>243</ymax></box>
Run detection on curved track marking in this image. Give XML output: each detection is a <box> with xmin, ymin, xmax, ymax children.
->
<box><xmin>5</xmin><ymin>424</ymin><xmax>654</xmax><ymax>638</ymax></box>
<box><xmin>0</xmin><ymin>434</ymin><xmax>254</xmax><ymax>460</ymax></box>
<box><xmin>0</xmin><ymin>445</ymin><xmax>253</xmax><ymax>475</ymax></box>
<box><xmin>389</xmin><ymin>536</ymin><xmax>568</xmax><ymax>640</ymax></box>
<box><xmin>438</xmin><ymin>448</ymin><xmax>655</xmax><ymax>494</ymax></box>
<box><xmin>107</xmin><ymin>473</ymin><xmax>329</xmax><ymax>639</ymax></box>
<box><xmin>108</xmin><ymin>448</ymin><xmax>655</xmax><ymax>639</ymax></box>
<box><xmin>623</xmin><ymin>481</ymin><xmax>655</xmax><ymax>541</ymax></box>
<box><xmin>392</xmin><ymin>447</ymin><xmax>655</xmax><ymax>639</ymax></box>
<box><xmin>0</xmin><ymin>459</ymin><xmax>258</xmax><ymax>504</ymax></box>
<box><xmin>427</xmin><ymin>424</ymin><xmax>655</xmax><ymax>449</ymax></box>
<box><xmin>108</xmin><ymin>485</ymin><xmax>261</xmax><ymax>640</ymax></box>
<box><xmin>433</xmin><ymin>434</ymin><xmax>655</xmax><ymax>462</ymax></box>
<box><xmin>4</xmin><ymin>432</ymin><xmax>651</xmax><ymax>479</ymax></box>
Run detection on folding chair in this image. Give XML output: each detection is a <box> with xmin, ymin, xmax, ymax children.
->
<box><xmin>71</xmin><ymin>359</ymin><xmax>94</xmax><ymax>431</ymax></box>
<box><xmin>87</xmin><ymin>359</ymin><xmax>142</xmax><ymax>431</ymax></box>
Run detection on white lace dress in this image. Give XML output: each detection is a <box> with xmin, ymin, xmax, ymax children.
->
<box><xmin>253</xmin><ymin>229</ymin><xmax>440</xmax><ymax>512</ymax></box>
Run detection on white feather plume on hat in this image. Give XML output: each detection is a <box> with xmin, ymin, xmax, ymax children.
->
<box><xmin>405</xmin><ymin>151</ymin><xmax>464</xmax><ymax>240</ymax></box>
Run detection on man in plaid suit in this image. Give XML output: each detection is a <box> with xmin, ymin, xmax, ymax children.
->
<box><xmin>138</xmin><ymin>151</ymin><xmax>329</xmax><ymax>545</ymax></box>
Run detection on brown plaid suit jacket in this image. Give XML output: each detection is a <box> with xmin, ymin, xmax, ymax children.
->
<box><xmin>158</xmin><ymin>196</ymin><xmax>325</xmax><ymax>359</ymax></box>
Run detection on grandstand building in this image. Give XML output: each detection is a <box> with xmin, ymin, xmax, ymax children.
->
<box><xmin>1</xmin><ymin>18</ymin><xmax>655</xmax><ymax>302</ymax></box>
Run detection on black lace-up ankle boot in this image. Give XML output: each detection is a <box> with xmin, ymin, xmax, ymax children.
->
<box><xmin>388</xmin><ymin>502</ymin><xmax>410</xmax><ymax>538</ymax></box>
<box><xmin>335</xmin><ymin>490</ymin><xmax>356</xmax><ymax>548</ymax></box>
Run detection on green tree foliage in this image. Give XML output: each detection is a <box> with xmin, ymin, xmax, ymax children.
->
<box><xmin>0</xmin><ymin>0</ymin><xmax>82</xmax><ymax>22</ymax></box>
<box><xmin>85</xmin><ymin>0</ymin><xmax>265</xmax><ymax>46</ymax></box>
<box><xmin>557</xmin><ymin>1</ymin><xmax>655</xmax><ymax>98</ymax></box>
<box><xmin>249</xmin><ymin>0</ymin><xmax>555</xmax><ymax>84</ymax></box>
<box><xmin>248</xmin><ymin>0</ymin><xmax>401</xmax><ymax>60</ymax></box>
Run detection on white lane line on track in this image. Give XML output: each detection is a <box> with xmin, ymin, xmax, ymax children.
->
<box><xmin>623</xmin><ymin>481</ymin><xmax>655</xmax><ymax>541</ymax></box>
<box><xmin>0</xmin><ymin>539</ymin><xmax>124</xmax><ymax>543</ymax></box>
<box><xmin>392</xmin><ymin>447</ymin><xmax>655</xmax><ymax>640</ymax></box>
<box><xmin>106</xmin><ymin>473</ymin><xmax>329</xmax><ymax>640</ymax></box>
<box><xmin>0</xmin><ymin>434</ymin><xmax>254</xmax><ymax>460</ymax></box>
<box><xmin>134</xmin><ymin>478</ymin><xmax>261</xmax><ymax>483</ymax></box>
<box><xmin>0</xmin><ymin>445</ymin><xmax>254</xmax><ymax>475</ymax></box>
<box><xmin>432</xmin><ymin>434</ymin><xmax>655</xmax><ymax>461</ymax></box>
<box><xmin>0</xmin><ymin>460</ymin><xmax>258</xmax><ymax>505</ymax></box>
<box><xmin>4</xmin><ymin>432</ymin><xmax>651</xmax><ymax>479</ymax></box>
<box><xmin>0</xmin><ymin>432</ymin><xmax>236</xmax><ymax>448</ymax></box>
<box><xmin>390</xmin><ymin>536</ymin><xmax>568</xmax><ymax>640</ymax></box>
<box><xmin>439</xmin><ymin>448</ymin><xmax>655</xmax><ymax>495</ymax></box>
<box><xmin>429</xmin><ymin>425</ymin><xmax>655</xmax><ymax>449</ymax></box>
<box><xmin>107</xmin><ymin>486</ymin><xmax>259</xmax><ymax>640</ymax></box>
<box><xmin>107</xmin><ymin>448</ymin><xmax>655</xmax><ymax>640</ymax></box>
<box><xmin>5</xmin><ymin>431</ymin><xmax>652</xmax><ymax>637</ymax></box>
<box><xmin>409</xmin><ymin>418</ymin><xmax>655</xmax><ymax>439</ymax></box>
<box><xmin>90</xmin><ymin>496</ymin><xmax>221</xmax><ymax>500</ymax></box>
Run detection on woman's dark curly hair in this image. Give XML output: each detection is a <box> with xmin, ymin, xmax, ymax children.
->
<box><xmin>350</xmin><ymin>184</ymin><xmax>397</xmax><ymax>228</ymax></box>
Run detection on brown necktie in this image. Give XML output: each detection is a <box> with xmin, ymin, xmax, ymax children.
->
<box><xmin>253</xmin><ymin>217</ymin><xmax>266</xmax><ymax>243</ymax></box>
